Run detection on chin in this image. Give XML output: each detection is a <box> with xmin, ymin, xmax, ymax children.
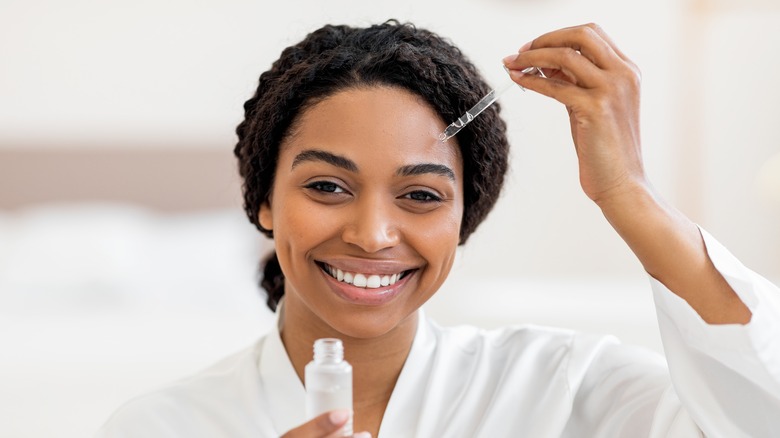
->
<box><xmin>322</xmin><ymin>305</ymin><xmax>418</xmax><ymax>341</ymax></box>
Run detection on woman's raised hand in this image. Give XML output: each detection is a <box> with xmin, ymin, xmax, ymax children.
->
<box><xmin>503</xmin><ymin>24</ymin><xmax>752</xmax><ymax>325</ymax></box>
<box><xmin>502</xmin><ymin>23</ymin><xmax>647</xmax><ymax>208</ymax></box>
<box><xmin>280</xmin><ymin>410</ymin><xmax>371</xmax><ymax>438</ymax></box>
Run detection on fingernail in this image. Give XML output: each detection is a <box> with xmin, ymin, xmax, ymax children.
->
<box><xmin>353</xmin><ymin>433</ymin><xmax>372</xmax><ymax>438</ymax></box>
<box><xmin>508</xmin><ymin>69</ymin><xmax>526</xmax><ymax>81</ymax></box>
<box><xmin>502</xmin><ymin>54</ymin><xmax>518</xmax><ymax>65</ymax></box>
<box><xmin>328</xmin><ymin>409</ymin><xmax>351</xmax><ymax>425</ymax></box>
<box><xmin>519</xmin><ymin>41</ymin><xmax>533</xmax><ymax>52</ymax></box>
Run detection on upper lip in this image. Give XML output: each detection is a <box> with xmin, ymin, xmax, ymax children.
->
<box><xmin>316</xmin><ymin>258</ymin><xmax>419</xmax><ymax>275</ymax></box>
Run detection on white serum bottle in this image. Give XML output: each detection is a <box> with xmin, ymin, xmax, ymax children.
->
<box><xmin>305</xmin><ymin>338</ymin><xmax>354</xmax><ymax>436</ymax></box>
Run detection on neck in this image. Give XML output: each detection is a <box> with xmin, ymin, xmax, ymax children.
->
<box><xmin>279</xmin><ymin>298</ymin><xmax>418</xmax><ymax>427</ymax></box>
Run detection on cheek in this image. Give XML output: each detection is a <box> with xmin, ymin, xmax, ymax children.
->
<box><xmin>271</xmin><ymin>200</ymin><xmax>338</xmax><ymax>291</ymax></box>
<box><xmin>412</xmin><ymin>206</ymin><xmax>463</xmax><ymax>268</ymax></box>
<box><xmin>422</xmin><ymin>213</ymin><xmax>461</xmax><ymax>245</ymax></box>
<box><xmin>274</xmin><ymin>197</ymin><xmax>340</xmax><ymax>249</ymax></box>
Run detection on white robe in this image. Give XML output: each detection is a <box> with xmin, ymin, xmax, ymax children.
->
<box><xmin>96</xmin><ymin>229</ymin><xmax>780</xmax><ymax>437</ymax></box>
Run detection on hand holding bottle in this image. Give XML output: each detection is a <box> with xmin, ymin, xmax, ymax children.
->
<box><xmin>280</xmin><ymin>410</ymin><xmax>371</xmax><ymax>438</ymax></box>
<box><xmin>281</xmin><ymin>339</ymin><xmax>371</xmax><ymax>437</ymax></box>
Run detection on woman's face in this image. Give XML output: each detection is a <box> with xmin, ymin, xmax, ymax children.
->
<box><xmin>260</xmin><ymin>86</ymin><xmax>463</xmax><ymax>339</ymax></box>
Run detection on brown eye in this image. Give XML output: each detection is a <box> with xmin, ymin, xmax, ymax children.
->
<box><xmin>305</xmin><ymin>181</ymin><xmax>345</xmax><ymax>194</ymax></box>
<box><xmin>404</xmin><ymin>190</ymin><xmax>442</xmax><ymax>203</ymax></box>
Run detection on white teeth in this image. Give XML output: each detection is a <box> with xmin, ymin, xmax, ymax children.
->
<box><xmin>323</xmin><ymin>264</ymin><xmax>406</xmax><ymax>289</ymax></box>
<box><xmin>367</xmin><ymin>275</ymin><xmax>381</xmax><ymax>288</ymax></box>
<box><xmin>353</xmin><ymin>273</ymin><xmax>367</xmax><ymax>287</ymax></box>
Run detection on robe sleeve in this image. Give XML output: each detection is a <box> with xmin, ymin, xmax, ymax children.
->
<box><xmin>648</xmin><ymin>227</ymin><xmax>780</xmax><ymax>437</ymax></box>
<box><xmin>565</xmin><ymin>227</ymin><xmax>780</xmax><ymax>438</ymax></box>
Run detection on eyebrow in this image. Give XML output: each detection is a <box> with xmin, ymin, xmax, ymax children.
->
<box><xmin>291</xmin><ymin>150</ymin><xmax>358</xmax><ymax>172</ymax></box>
<box><xmin>397</xmin><ymin>163</ymin><xmax>455</xmax><ymax>181</ymax></box>
<box><xmin>291</xmin><ymin>148</ymin><xmax>455</xmax><ymax>181</ymax></box>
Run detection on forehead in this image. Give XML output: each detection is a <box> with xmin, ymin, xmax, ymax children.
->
<box><xmin>280</xmin><ymin>86</ymin><xmax>462</xmax><ymax>172</ymax></box>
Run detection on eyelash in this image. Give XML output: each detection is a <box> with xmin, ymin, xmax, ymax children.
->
<box><xmin>304</xmin><ymin>181</ymin><xmax>442</xmax><ymax>203</ymax></box>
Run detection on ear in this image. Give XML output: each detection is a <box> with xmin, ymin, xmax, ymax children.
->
<box><xmin>258</xmin><ymin>201</ymin><xmax>273</xmax><ymax>231</ymax></box>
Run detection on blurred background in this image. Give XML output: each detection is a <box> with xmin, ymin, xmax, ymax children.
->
<box><xmin>1</xmin><ymin>0</ymin><xmax>779</xmax><ymax>436</ymax></box>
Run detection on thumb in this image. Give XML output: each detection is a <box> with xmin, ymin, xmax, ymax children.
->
<box><xmin>280</xmin><ymin>409</ymin><xmax>351</xmax><ymax>438</ymax></box>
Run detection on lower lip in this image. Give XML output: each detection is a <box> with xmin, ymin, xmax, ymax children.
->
<box><xmin>320</xmin><ymin>268</ymin><xmax>412</xmax><ymax>306</ymax></box>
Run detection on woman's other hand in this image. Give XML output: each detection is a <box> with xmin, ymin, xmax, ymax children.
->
<box><xmin>503</xmin><ymin>23</ymin><xmax>646</xmax><ymax>208</ymax></box>
<box><xmin>280</xmin><ymin>410</ymin><xmax>371</xmax><ymax>438</ymax></box>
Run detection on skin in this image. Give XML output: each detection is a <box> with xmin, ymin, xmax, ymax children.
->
<box><xmin>278</xmin><ymin>23</ymin><xmax>751</xmax><ymax>438</ymax></box>
<box><xmin>261</xmin><ymin>86</ymin><xmax>464</xmax><ymax>437</ymax></box>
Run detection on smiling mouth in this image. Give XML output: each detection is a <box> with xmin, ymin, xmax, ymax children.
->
<box><xmin>317</xmin><ymin>262</ymin><xmax>414</xmax><ymax>289</ymax></box>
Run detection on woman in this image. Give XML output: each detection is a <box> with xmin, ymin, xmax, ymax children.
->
<box><xmin>98</xmin><ymin>21</ymin><xmax>780</xmax><ymax>437</ymax></box>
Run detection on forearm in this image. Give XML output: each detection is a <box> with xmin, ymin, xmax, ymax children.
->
<box><xmin>598</xmin><ymin>182</ymin><xmax>752</xmax><ymax>325</ymax></box>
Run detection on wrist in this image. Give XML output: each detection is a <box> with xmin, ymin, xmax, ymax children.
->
<box><xmin>593</xmin><ymin>177</ymin><xmax>656</xmax><ymax>219</ymax></box>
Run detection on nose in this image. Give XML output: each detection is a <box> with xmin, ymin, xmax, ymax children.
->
<box><xmin>341</xmin><ymin>194</ymin><xmax>401</xmax><ymax>253</ymax></box>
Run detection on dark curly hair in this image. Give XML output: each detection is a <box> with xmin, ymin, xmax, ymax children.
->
<box><xmin>234</xmin><ymin>20</ymin><xmax>509</xmax><ymax>311</ymax></box>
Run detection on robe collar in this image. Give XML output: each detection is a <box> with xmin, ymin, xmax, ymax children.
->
<box><xmin>257</xmin><ymin>303</ymin><xmax>436</xmax><ymax>437</ymax></box>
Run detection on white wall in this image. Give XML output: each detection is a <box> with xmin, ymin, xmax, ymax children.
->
<box><xmin>1</xmin><ymin>0</ymin><xmax>691</xmax><ymax>276</ymax></box>
<box><xmin>695</xmin><ymin>6</ymin><xmax>780</xmax><ymax>279</ymax></box>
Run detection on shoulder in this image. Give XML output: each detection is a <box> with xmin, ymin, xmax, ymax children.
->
<box><xmin>96</xmin><ymin>338</ymin><xmax>268</xmax><ymax>437</ymax></box>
